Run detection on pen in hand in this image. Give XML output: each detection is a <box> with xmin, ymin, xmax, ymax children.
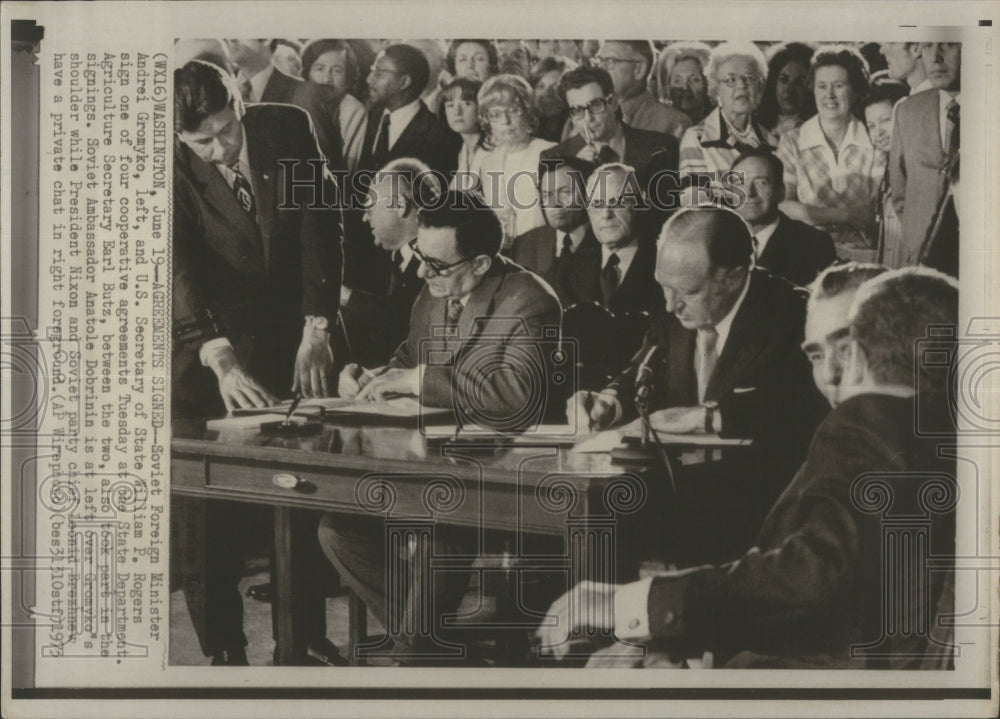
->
<box><xmin>282</xmin><ymin>392</ymin><xmax>302</xmax><ymax>426</ymax></box>
<box><xmin>583</xmin><ymin>391</ymin><xmax>595</xmax><ymax>433</ymax></box>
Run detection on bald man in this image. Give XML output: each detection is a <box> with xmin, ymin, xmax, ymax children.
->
<box><xmin>568</xmin><ymin>207</ymin><xmax>827</xmax><ymax>544</ymax></box>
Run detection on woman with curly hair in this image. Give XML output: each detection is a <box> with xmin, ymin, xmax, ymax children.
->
<box><xmin>757</xmin><ymin>42</ymin><xmax>816</xmax><ymax>139</ymax></box>
<box><xmin>300</xmin><ymin>39</ymin><xmax>368</xmax><ymax>172</ymax></box>
<box><xmin>471</xmin><ymin>74</ymin><xmax>556</xmax><ymax>249</ymax></box>
<box><xmin>777</xmin><ymin>45</ymin><xmax>881</xmax><ymax>260</ymax></box>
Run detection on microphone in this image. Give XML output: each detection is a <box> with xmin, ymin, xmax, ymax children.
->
<box><xmin>634</xmin><ymin>345</ymin><xmax>664</xmax><ymax>405</ymax></box>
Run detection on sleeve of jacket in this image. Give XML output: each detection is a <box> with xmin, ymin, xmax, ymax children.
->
<box><xmin>286</xmin><ymin>108</ymin><xmax>344</xmax><ymax>326</ymax></box>
<box><xmin>420</xmin><ymin>279</ymin><xmax>562</xmax><ymax>426</ymax></box>
<box><xmin>172</xmin><ymin>171</ymin><xmax>223</xmax><ymax>349</ymax></box>
<box><xmin>644</xmin><ymin>416</ymin><xmax>879</xmax><ymax>656</ymax></box>
<box><xmin>604</xmin><ymin>317</ymin><xmax>667</xmax><ymax>424</ymax></box>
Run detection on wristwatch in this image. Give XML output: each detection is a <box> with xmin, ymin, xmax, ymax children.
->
<box><xmin>701</xmin><ymin>401</ymin><xmax>719</xmax><ymax>434</ymax></box>
<box><xmin>304</xmin><ymin>315</ymin><xmax>330</xmax><ymax>332</ymax></box>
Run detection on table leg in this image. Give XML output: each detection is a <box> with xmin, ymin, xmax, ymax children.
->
<box><xmin>348</xmin><ymin>589</ymin><xmax>368</xmax><ymax>667</ymax></box>
<box><xmin>272</xmin><ymin>506</ymin><xmax>306</xmax><ymax>665</ymax></box>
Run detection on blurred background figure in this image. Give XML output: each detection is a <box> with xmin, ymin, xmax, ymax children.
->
<box><xmin>536</xmin><ymin>39</ymin><xmax>583</xmax><ymax>65</ymax></box>
<box><xmin>679</xmin><ymin>41</ymin><xmax>775</xmax><ymax>199</ymax></box>
<box><xmin>650</xmin><ymin>41</ymin><xmax>714</xmax><ymax>125</ymax></box>
<box><xmin>529</xmin><ymin>55</ymin><xmax>578</xmax><ymax>142</ymax></box>
<box><xmin>406</xmin><ymin>39</ymin><xmax>448</xmax><ymax>114</ymax></box>
<box><xmin>864</xmin><ymin>73</ymin><xmax>908</xmax><ymax>267</ymax></box>
<box><xmin>439</xmin><ymin>76</ymin><xmax>485</xmax><ymax>185</ymax></box>
<box><xmin>757</xmin><ymin>42</ymin><xmax>815</xmax><ymax>140</ymax></box>
<box><xmin>472</xmin><ymin>74</ymin><xmax>556</xmax><ymax>250</ymax></box>
<box><xmin>879</xmin><ymin>41</ymin><xmax>931</xmax><ymax>95</ymax></box>
<box><xmin>271</xmin><ymin>39</ymin><xmax>303</xmax><ymax>78</ymax></box>
<box><xmin>346</xmin><ymin>40</ymin><xmax>378</xmax><ymax>105</ymax></box>
<box><xmin>447</xmin><ymin>38</ymin><xmax>499</xmax><ymax>83</ymax></box>
<box><xmin>777</xmin><ymin>45</ymin><xmax>879</xmax><ymax>261</ymax></box>
<box><xmin>301</xmin><ymin>39</ymin><xmax>368</xmax><ymax>172</ymax></box>
<box><xmin>175</xmin><ymin>38</ymin><xmax>231</xmax><ymax>72</ymax></box>
<box><xmin>593</xmin><ymin>40</ymin><xmax>690</xmax><ymax>141</ymax></box>
<box><xmin>499</xmin><ymin>40</ymin><xmax>533</xmax><ymax>80</ymax></box>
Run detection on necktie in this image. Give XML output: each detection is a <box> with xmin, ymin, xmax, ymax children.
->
<box><xmin>752</xmin><ymin>235</ymin><xmax>760</xmax><ymax>262</ymax></box>
<box><xmin>230</xmin><ymin>166</ymin><xmax>256</xmax><ymax>219</ymax></box>
<box><xmin>600</xmin><ymin>252</ymin><xmax>620</xmax><ymax>310</ymax></box>
<box><xmin>944</xmin><ymin>100</ymin><xmax>960</xmax><ymax>169</ymax></box>
<box><xmin>560</xmin><ymin>234</ymin><xmax>573</xmax><ymax>257</ymax></box>
<box><xmin>373</xmin><ymin>113</ymin><xmax>391</xmax><ymax>164</ymax></box>
<box><xmin>445</xmin><ymin>298</ymin><xmax>463</xmax><ymax>338</ymax></box>
<box><xmin>597</xmin><ymin>144</ymin><xmax>619</xmax><ymax>164</ymax></box>
<box><xmin>238</xmin><ymin>75</ymin><xmax>254</xmax><ymax>103</ymax></box>
<box><xmin>697</xmin><ymin>327</ymin><xmax>719</xmax><ymax>403</ymax></box>
<box><xmin>392</xmin><ymin>250</ymin><xmax>405</xmax><ymax>272</ymax></box>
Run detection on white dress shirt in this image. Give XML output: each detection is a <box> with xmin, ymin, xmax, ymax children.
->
<box><xmin>240</xmin><ymin>64</ymin><xmax>274</xmax><ymax>103</ymax></box>
<box><xmin>752</xmin><ymin>218</ymin><xmax>780</xmax><ymax>262</ymax></box>
<box><xmin>372</xmin><ymin>98</ymin><xmax>422</xmax><ymax>154</ymax></box>
<box><xmin>938</xmin><ymin>90</ymin><xmax>960</xmax><ymax>150</ymax></box>
<box><xmin>601</xmin><ymin>240</ymin><xmax>639</xmax><ymax>285</ymax></box>
<box><xmin>556</xmin><ymin>224</ymin><xmax>588</xmax><ymax>257</ymax></box>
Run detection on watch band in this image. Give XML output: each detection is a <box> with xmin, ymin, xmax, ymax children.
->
<box><xmin>702</xmin><ymin>401</ymin><xmax>719</xmax><ymax>434</ymax></box>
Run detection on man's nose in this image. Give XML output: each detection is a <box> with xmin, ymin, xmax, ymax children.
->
<box><xmin>210</xmin><ymin>138</ymin><xmax>227</xmax><ymax>162</ymax></box>
<box><xmin>822</xmin><ymin>352</ymin><xmax>841</xmax><ymax>386</ymax></box>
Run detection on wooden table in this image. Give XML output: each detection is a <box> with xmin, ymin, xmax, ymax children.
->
<box><xmin>171</xmin><ymin>417</ymin><xmax>667</xmax><ymax>665</ymax></box>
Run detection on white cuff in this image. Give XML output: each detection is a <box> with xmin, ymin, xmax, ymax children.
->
<box><xmin>599</xmin><ymin>390</ymin><xmax>623</xmax><ymax>425</ymax></box>
<box><xmin>199</xmin><ymin>337</ymin><xmax>233</xmax><ymax>367</ymax></box>
<box><xmin>614</xmin><ymin>576</ymin><xmax>653</xmax><ymax>640</ymax></box>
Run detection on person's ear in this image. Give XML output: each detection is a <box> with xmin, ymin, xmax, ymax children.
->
<box><xmin>472</xmin><ymin>255</ymin><xmax>493</xmax><ymax>276</ymax></box>
<box><xmin>845</xmin><ymin>339</ymin><xmax>867</xmax><ymax>385</ymax></box>
<box><xmin>775</xmin><ymin>179</ymin><xmax>786</xmax><ymax>204</ymax></box>
<box><xmin>398</xmin><ymin>73</ymin><xmax>413</xmax><ymax>94</ymax></box>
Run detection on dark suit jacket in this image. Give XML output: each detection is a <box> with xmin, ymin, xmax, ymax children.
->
<box><xmin>172</xmin><ymin>103</ymin><xmax>343</xmax><ymax>417</ymax></box>
<box><xmin>388</xmin><ymin>255</ymin><xmax>562</xmax><ymax>428</ymax></box>
<box><xmin>889</xmin><ymin>89</ymin><xmax>950</xmax><ymax>267</ymax></box>
<box><xmin>608</xmin><ymin>268</ymin><xmax>826</xmax><ymax>485</ymax></box>
<box><xmin>541</xmin><ymin>122</ymin><xmax>679</xmax><ymax>185</ymax></box>
<box><xmin>260</xmin><ymin>67</ymin><xmax>301</xmax><ymax>104</ymax></box>
<box><xmin>510</xmin><ymin>224</ymin><xmax>610</xmax><ymax>308</ymax></box>
<box><xmin>346</xmin><ymin>101</ymin><xmax>460</xmax><ymax>295</ymax></box>
<box><xmin>645</xmin><ymin>393</ymin><xmax>955</xmax><ymax>669</ymax></box>
<box><xmin>339</xmin><ymin>250</ymin><xmax>424</xmax><ymax>367</ymax></box>
<box><xmin>756</xmin><ymin>213</ymin><xmax>837</xmax><ymax>288</ymax></box>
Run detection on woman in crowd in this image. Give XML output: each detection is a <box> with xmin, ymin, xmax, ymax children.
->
<box><xmin>447</xmin><ymin>39</ymin><xmax>499</xmax><ymax>84</ymax></box>
<box><xmin>439</xmin><ymin>76</ymin><xmax>485</xmax><ymax>189</ymax></box>
<box><xmin>529</xmin><ymin>55</ymin><xmax>578</xmax><ymax>143</ymax></box>
<box><xmin>864</xmin><ymin>73</ymin><xmax>910</xmax><ymax>267</ymax></box>
<box><xmin>300</xmin><ymin>39</ymin><xmax>368</xmax><ymax>172</ymax></box>
<box><xmin>777</xmin><ymin>45</ymin><xmax>879</xmax><ymax>260</ymax></box>
<box><xmin>757</xmin><ymin>42</ymin><xmax>816</xmax><ymax>140</ymax></box>
<box><xmin>650</xmin><ymin>41</ymin><xmax>714</xmax><ymax>125</ymax></box>
<box><xmin>471</xmin><ymin>74</ymin><xmax>556</xmax><ymax>249</ymax></box>
<box><xmin>679</xmin><ymin>42</ymin><xmax>776</xmax><ymax>198</ymax></box>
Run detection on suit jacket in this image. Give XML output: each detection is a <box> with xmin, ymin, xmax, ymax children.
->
<box><xmin>643</xmin><ymin>393</ymin><xmax>955</xmax><ymax>669</ymax></box>
<box><xmin>608</xmin><ymin>268</ymin><xmax>826</xmax><ymax>485</ymax></box>
<box><xmin>541</xmin><ymin>123</ymin><xmax>678</xmax><ymax>187</ymax></box>
<box><xmin>388</xmin><ymin>255</ymin><xmax>562</xmax><ymax>428</ymax></box>
<box><xmin>756</xmin><ymin>213</ymin><xmax>837</xmax><ymax>288</ymax></box>
<box><xmin>510</xmin><ymin>224</ymin><xmax>607</xmax><ymax>307</ymax></box>
<box><xmin>260</xmin><ymin>67</ymin><xmax>301</xmax><ymax>104</ymax></box>
<box><xmin>172</xmin><ymin>103</ymin><xmax>343</xmax><ymax>417</ymax></box>
<box><xmin>889</xmin><ymin>89</ymin><xmax>950</xmax><ymax>267</ymax></box>
<box><xmin>339</xmin><ymin>249</ymin><xmax>424</xmax><ymax>367</ymax></box>
<box><xmin>346</xmin><ymin>101</ymin><xmax>460</xmax><ymax>295</ymax></box>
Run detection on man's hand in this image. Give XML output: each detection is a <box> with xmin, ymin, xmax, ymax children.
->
<box><xmin>645</xmin><ymin>405</ymin><xmax>706</xmax><ymax>434</ymax></box>
<box><xmin>566</xmin><ymin>390</ymin><xmax>616</xmax><ymax>433</ymax></box>
<box><xmin>536</xmin><ymin>580</ymin><xmax>617</xmax><ymax>660</ymax></box>
<box><xmin>338</xmin><ymin>363</ymin><xmax>364</xmax><ymax>400</ymax></box>
<box><xmin>205</xmin><ymin>345</ymin><xmax>278</xmax><ymax>412</ymax></box>
<box><xmin>293</xmin><ymin>326</ymin><xmax>334</xmax><ymax>398</ymax></box>
<box><xmin>355</xmin><ymin>367</ymin><xmax>420</xmax><ymax>402</ymax></box>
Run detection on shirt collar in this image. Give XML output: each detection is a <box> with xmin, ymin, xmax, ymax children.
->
<box><xmin>752</xmin><ymin>217</ymin><xmax>780</xmax><ymax>258</ymax></box>
<box><xmin>246</xmin><ymin>64</ymin><xmax>274</xmax><ymax>103</ymax></box>
<box><xmin>796</xmin><ymin>114</ymin><xmax>871</xmax><ymax>152</ymax></box>
<box><xmin>396</xmin><ymin>240</ymin><xmax>415</xmax><ymax>268</ymax></box>
<box><xmin>941</xmin><ymin>89</ymin><xmax>960</xmax><ymax>105</ymax></box>
<box><xmin>708</xmin><ymin>270</ymin><xmax>751</xmax><ymax>353</ymax></box>
<box><xmin>556</xmin><ymin>224</ymin><xmax>588</xmax><ymax>256</ymax></box>
<box><xmin>384</xmin><ymin>97</ymin><xmax>422</xmax><ymax>131</ymax></box>
<box><xmin>911</xmin><ymin>78</ymin><xmax>934</xmax><ymax>95</ymax></box>
<box><xmin>601</xmin><ymin>238</ymin><xmax>639</xmax><ymax>268</ymax></box>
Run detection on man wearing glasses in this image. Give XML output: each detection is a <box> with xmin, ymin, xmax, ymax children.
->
<box><xmin>326</xmin><ymin>190</ymin><xmax>562</xmax><ymax>664</ymax></box>
<box><xmin>593</xmin><ymin>40</ymin><xmax>691</xmax><ymax>141</ymax></box>
<box><xmin>542</xmin><ymin>65</ymin><xmax>678</xmax><ymax>194</ymax></box>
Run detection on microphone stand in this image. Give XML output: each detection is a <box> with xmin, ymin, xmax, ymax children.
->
<box><xmin>610</xmin><ymin>373</ymin><xmax>677</xmax><ymax>493</ymax></box>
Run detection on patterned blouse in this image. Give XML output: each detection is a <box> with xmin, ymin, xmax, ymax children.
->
<box><xmin>679</xmin><ymin>107</ymin><xmax>778</xmax><ymax>199</ymax></box>
<box><xmin>776</xmin><ymin>115</ymin><xmax>882</xmax><ymax>260</ymax></box>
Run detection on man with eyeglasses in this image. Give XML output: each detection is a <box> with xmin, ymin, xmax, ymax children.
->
<box><xmin>542</xmin><ymin>65</ymin><xmax>678</xmax><ymax>195</ymax></box>
<box><xmin>593</xmin><ymin>40</ymin><xmax>691</xmax><ymax>141</ymax></box>
<box><xmin>324</xmin><ymin>190</ymin><xmax>562</xmax><ymax>664</ymax></box>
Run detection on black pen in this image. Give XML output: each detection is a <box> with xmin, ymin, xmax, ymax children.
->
<box><xmin>282</xmin><ymin>392</ymin><xmax>302</xmax><ymax>426</ymax></box>
<box><xmin>583</xmin><ymin>391</ymin><xmax>595</xmax><ymax>432</ymax></box>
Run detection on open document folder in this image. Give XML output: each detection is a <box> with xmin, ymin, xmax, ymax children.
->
<box><xmin>420</xmin><ymin>423</ymin><xmax>752</xmax><ymax>450</ymax></box>
<box><xmin>207</xmin><ymin>396</ymin><xmax>451</xmax><ymax>430</ymax></box>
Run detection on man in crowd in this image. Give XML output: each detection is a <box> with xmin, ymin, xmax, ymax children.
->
<box><xmin>543</xmin><ymin>65</ymin><xmax>678</xmax><ymax>187</ymax></box>
<box><xmin>729</xmin><ymin>150</ymin><xmax>836</xmax><ymax>287</ymax></box>
<box><xmin>889</xmin><ymin>42</ymin><xmax>961</xmax><ymax>268</ymax></box>
<box><xmin>172</xmin><ymin>59</ymin><xmax>343</xmax><ymax>665</ymax></box>
<box><xmin>338</xmin><ymin>158</ymin><xmax>441</xmax><ymax>368</ymax></box>
<box><xmin>879</xmin><ymin>42</ymin><xmax>932</xmax><ymax>95</ymax></box>
<box><xmin>542</xmin><ymin>266</ymin><xmax>957</xmax><ymax>670</ymax></box>
<box><xmin>224</xmin><ymin>38</ymin><xmax>302</xmax><ymax>103</ymax></box>
<box><xmin>321</xmin><ymin>190</ymin><xmax>562</xmax><ymax>663</ymax></box>
<box><xmin>593</xmin><ymin>40</ymin><xmax>691</xmax><ymax>141</ymax></box>
<box><xmin>512</xmin><ymin>155</ymin><xmax>599</xmax><ymax>304</ymax></box>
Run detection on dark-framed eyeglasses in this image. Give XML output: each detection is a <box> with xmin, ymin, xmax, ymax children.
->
<box><xmin>567</xmin><ymin>94</ymin><xmax>615</xmax><ymax>120</ymax></box>
<box><xmin>409</xmin><ymin>238</ymin><xmax>473</xmax><ymax>276</ymax></box>
<box><xmin>594</xmin><ymin>56</ymin><xmax>642</xmax><ymax>71</ymax></box>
